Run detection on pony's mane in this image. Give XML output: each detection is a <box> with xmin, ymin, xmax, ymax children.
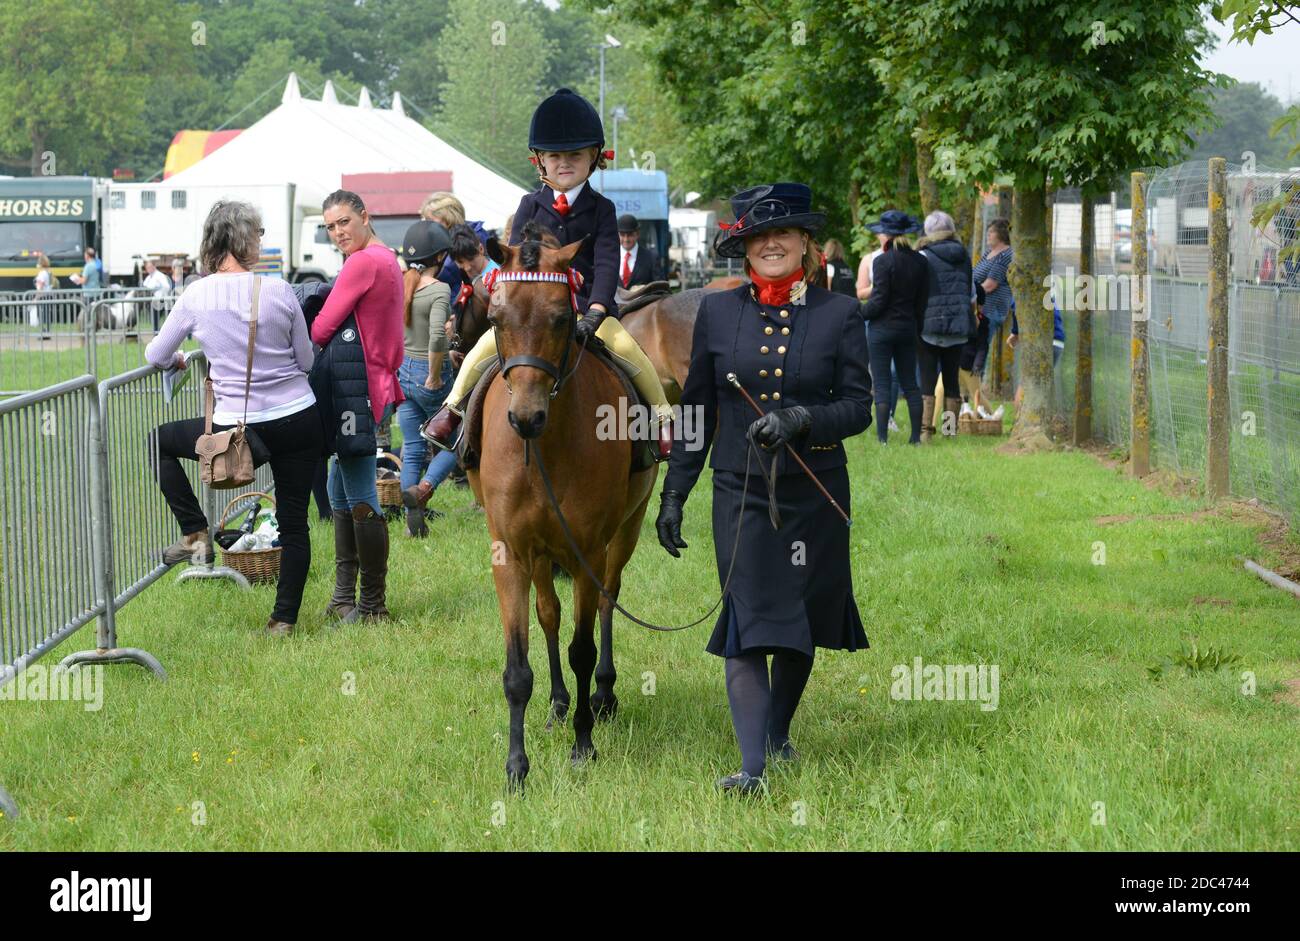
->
<box><xmin>516</xmin><ymin>221</ymin><xmax>562</xmax><ymax>271</ymax></box>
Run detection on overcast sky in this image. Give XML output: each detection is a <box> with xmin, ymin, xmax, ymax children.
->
<box><xmin>1201</xmin><ymin>14</ymin><xmax>1299</xmax><ymax>103</ymax></box>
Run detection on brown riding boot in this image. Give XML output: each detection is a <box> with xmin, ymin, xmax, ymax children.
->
<box><xmin>345</xmin><ymin>502</ymin><xmax>391</xmax><ymax>623</ymax></box>
<box><xmin>422</xmin><ymin>404</ymin><xmax>462</xmax><ymax>453</ymax></box>
<box><xmin>920</xmin><ymin>395</ymin><xmax>936</xmax><ymax>444</ymax></box>
<box><xmin>402</xmin><ymin>479</ymin><xmax>433</xmax><ymax>538</ymax></box>
<box><xmin>324</xmin><ymin>509</ymin><xmax>358</xmax><ymax>620</ymax></box>
<box><xmin>264</xmin><ymin>618</ymin><xmax>294</xmax><ymax>637</ymax></box>
<box><xmin>942</xmin><ymin>397</ymin><xmax>962</xmax><ymax>437</ymax></box>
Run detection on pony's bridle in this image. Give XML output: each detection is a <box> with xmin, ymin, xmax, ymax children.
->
<box><xmin>484</xmin><ymin>267</ymin><xmax>587</xmax><ymax>400</ymax></box>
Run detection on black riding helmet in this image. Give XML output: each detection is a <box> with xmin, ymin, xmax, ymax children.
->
<box><xmin>529</xmin><ymin>87</ymin><xmax>604</xmax><ymax>153</ymax></box>
<box><xmin>402</xmin><ymin>220</ymin><xmax>452</xmax><ymax>267</ymax></box>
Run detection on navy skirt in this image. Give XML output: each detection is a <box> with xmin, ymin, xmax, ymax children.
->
<box><xmin>706</xmin><ymin>465</ymin><xmax>868</xmax><ymax>658</ymax></box>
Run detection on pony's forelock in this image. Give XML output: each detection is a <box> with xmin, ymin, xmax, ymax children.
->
<box><xmin>516</xmin><ymin>221</ymin><xmax>561</xmax><ymax>271</ymax></box>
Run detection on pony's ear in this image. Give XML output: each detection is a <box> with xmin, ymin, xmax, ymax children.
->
<box><xmin>486</xmin><ymin>234</ymin><xmax>506</xmax><ymax>265</ymax></box>
<box><xmin>552</xmin><ymin>236</ymin><xmax>585</xmax><ymax>268</ymax></box>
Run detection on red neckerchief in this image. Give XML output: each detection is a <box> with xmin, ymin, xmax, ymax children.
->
<box><xmin>749</xmin><ymin>266</ymin><xmax>805</xmax><ymax>306</ymax></box>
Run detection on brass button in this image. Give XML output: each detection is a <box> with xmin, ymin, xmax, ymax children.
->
<box><xmin>781</xmin><ymin>326</ymin><xmax>790</xmax><ymax>335</ymax></box>
<box><xmin>759</xmin><ymin>369</ymin><xmax>768</xmax><ymax>378</ymax></box>
<box><xmin>777</xmin><ymin>345</ymin><xmax>786</xmax><ymax>354</ymax></box>
<box><xmin>764</xmin><ymin>326</ymin><xmax>773</xmax><ymax>335</ymax></box>
<box><xmin>775</xmin><ymin>368</ymin><xmax>783</xmax><ymax>377</ymax></box>
<box><xmin>780</xmin><ymin>309</ymin><xmax>789</xmax><ymax>317</ymax></box>
<box><xmin>760</xmin><ymin>393</ymin><xmax>769</xmax><ymax>401</ymax></box>
<box><xmin>772</xmin><ymin>392</ymin><xmax>781</xmax><ymax>401</ymax></box>
<box><xmin>760</xmin><ymin>346</ymin><xmax>769</xmax><ymax>354</ymax></box>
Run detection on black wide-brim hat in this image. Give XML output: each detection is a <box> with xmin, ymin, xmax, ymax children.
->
<box><xmin>529</xmin><ymin>87</ymin><xmax>605</xmax><ymax>152</ymax></box>
<box><xmin>865</xmin><ymin>209</ymin><xmax>922</xmax><ymax>236</ymax></box>
<box><xmin>713</xmin><ymin>183</ymin><xmax>826</xmax><ymax>258</ymax></box>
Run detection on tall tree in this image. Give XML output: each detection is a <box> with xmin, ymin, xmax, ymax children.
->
<box><xmin>594</xmin><ymin>0</ymin><xmax>913</xmax><ymax>249</ymax></box>
<box><xmin>875</xmin><ymin>0</ymin><xmax>1222</xmax><ymax>446</ymax></box>
<box><xmin>0</xmin><ymin>0</ymin><xmax>198</xmax><ymax>176</ymax></box>
<box><xmin>435</xmin><ymin>0</ymin><xmax>552</xmax><ymax>185</ymax></box>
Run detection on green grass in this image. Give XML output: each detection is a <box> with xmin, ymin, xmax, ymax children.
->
<box><xmin>2</xmin><ymin>416</ymin><xmax>1299</xmax><ymax>850</ymax></box>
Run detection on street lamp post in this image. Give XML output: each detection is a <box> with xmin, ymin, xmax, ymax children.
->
<box><xmin>611</xmin><ymin>106</ymin><xmax>627</xmax><ymax>171</ymax></box>
<box><xmin>597</xmin><ymin>34</ymin><xmax>621</xmax><ymax>187</ymax></box>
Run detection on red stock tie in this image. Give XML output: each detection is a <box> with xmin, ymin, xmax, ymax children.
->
<box><xmin>622</xmin><ymin>251</ymin><xmax>631</xmax><ymax>287</ymax></box>
<box><xmin>552</xmin><ymin>193</ymin><xmax>570</xmax><ymax>217</ymax></box>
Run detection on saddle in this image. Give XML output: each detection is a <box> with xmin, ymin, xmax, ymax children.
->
<box><xmin>615</xmin><ymin>280</ymin><xmax>672</xmax><ymax>316</ymax></box>
<box><xmin>458</xmin><ymin>344</ymin><xmax>658</xmax><ymax>474</ymax></box>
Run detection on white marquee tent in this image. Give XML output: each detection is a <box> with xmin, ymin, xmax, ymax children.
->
<box><xmin>167</xmin><ymin>74</ymin><xmax>526</xmax><ymax>224</ymax></box>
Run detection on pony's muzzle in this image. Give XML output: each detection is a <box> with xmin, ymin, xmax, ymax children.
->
<box><xmin>508</xmin><ymin>408</ymin><xmax>548</xmax><ymax>439</ymax></box>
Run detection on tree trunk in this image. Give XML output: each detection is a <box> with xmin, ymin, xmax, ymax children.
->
<box><xmin>996</xmin><ymin>184</ymin><xmax>1013</xmax><ymax>221</ymax></box>
<box><xmin>29</xmin><ymin>130</ymin><xmax>45</xmax><ymax>177</ymax></box>
<box><xmin>951</xmin><ymin>189</ymin><xmax>975</xmax><ymax>255</ymax></box>
<box><xmin>1206</xmin><ymin>157</ymin><xmax>1231</xmax><ymax>499</ymax></box>
<box><xmin>1073</xmin><ymin>189</ymin><xmax>1094</xmax><ymax>445</ymax></box>
<box><xmin>895</xmin><ymin>151</ymin><xmax>912</xmax><ymax>209</ymax></box>
<box><xmin>848</xmin><ymin>178</ymin><xmax>862</xmax><ymax>230</ymax></box>
<box><xmin>1008</xmin><ymin>180</ymin><xmax>1053</xmax><ymax>446</ymax></box>
<box><xmin>968</xmin><ymin>192</ymin><xmax>984</xmax><ymax>261</ymax></box>
<box><xmin>916</xmin><ymin>121</ymin><xmax>939</xmax><ymax>218</ymax></box>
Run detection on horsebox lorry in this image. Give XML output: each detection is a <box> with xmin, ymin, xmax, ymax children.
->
<box><xmin>0</xmin><ymin>175</ymin><xmax>343</xmax><ymax>295</ymax></box>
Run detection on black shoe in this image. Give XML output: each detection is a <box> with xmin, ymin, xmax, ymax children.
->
<box><xmin>716</xmin><ymin>771</ymin><xmax>766</xmax><ymax>795</ymax></box>
<box><xmin>766</xmin><ymin>740</ymin><xmax>800</xmax><ymax>763</ymax></box>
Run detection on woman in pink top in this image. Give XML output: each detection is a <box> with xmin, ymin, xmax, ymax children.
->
<box><xmin>313</xmin><ymin>189</ymin><xmax>405</xmax><ymax>624</ymax></box>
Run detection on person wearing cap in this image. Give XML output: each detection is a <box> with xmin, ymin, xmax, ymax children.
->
<box><xmin>654</xmin><ymin>182</ymin><xmax>873</xmax><ymax>795</ymax></box>
<box><xmin>396</xmin><ymin>219</ymin><xmax>458</xmax><ymax>538</ymax></box>
<box><xmin>617</xmin><ymin>214</ymin><xmax>660</xmax><ymax>288</ymax></box>
<box><xmin>862</xmin><ymin>210</ymin><xmax>930</xmax><ymax>445</ymax></box>
<box><xmin>422</xmin><ymin>88</ymin><xmax>675</xmax><ymax>459</ymax></box>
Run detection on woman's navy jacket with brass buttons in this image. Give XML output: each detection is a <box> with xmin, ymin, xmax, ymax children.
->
<box><xmin>664</xmin><ymin>282</ymin><xmax>873</xmax><ymax>495</ymax></box>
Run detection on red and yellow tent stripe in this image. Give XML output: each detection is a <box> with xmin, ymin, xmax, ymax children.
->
<box><xmin>163</xmin><ymin>130</ymin><xmax>244</xmax><ymax>179</ymax></box>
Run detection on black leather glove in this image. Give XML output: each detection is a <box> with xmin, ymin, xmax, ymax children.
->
<box><xmin>655</xmin><ymin>489</ymin><xmax>688</xmax><ymax>557</ymax></box>
<box><xmin>748</xmin><ymin>406</ymin><xmax>811</xmax><ymax>451</ymax></box>
<box><xmin>574</xmin><ymin>309</ymin><xmax>605</xmax><ymax>344</ymax></box>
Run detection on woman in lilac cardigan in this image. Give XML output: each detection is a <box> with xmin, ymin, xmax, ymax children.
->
<box><xmin>145</xmin><ymin>200</ymin><xmax>323</xmax><ymax>637</ymax></box>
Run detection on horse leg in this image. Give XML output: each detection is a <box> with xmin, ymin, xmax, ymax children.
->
<box><xmin>494</xmin><ymin>557</ymin><xmax>534</xmax><ymax>792</ymax></box>
<box><xmin>569</xmin><ymin>554</ymin><xmax>603</xmax><ymax>765</ymax></box>
<box><xmin>592</xmin><ymin>497</ymin><xmax>647</xmax><ymax>720</ymax></box>
<box><xmin>533</xmin><ymin>557</ymin><xmax>569</xmax><ymax>728</ymax></box>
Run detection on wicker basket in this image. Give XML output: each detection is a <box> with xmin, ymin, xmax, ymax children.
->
<box><xmin>219</xmin><ymin>491</ymin><xmax>281</xmax><ymax>584</ymax></box>
<box><xmin>376</xmin><ymin>451</ymin><xmax>403</xmax><ymax>509</ymax></box>
<box><xmin>958</xmin><ymin>414</ymin><xmax>1005</xmax><ymax>436</ymax></box>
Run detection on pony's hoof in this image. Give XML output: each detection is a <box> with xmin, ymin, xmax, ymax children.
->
<box><xmin>505</xmin><ymin>756</ymin><xmax>529</xmax><ymax>793</ymax></box>
<box><xmin>592</xmin><ymin>693</ymin><xmax>619</xmax><ymax>721</ymax></box>
<box><xmin>569</xmin><ymin>745</ymin><xmax>597</xmax><ymax>767</ymax></box>
<box><xmin>545</xmin><ymin>700</ymin><xmax>569</xmax><ymax>729</ymax></box>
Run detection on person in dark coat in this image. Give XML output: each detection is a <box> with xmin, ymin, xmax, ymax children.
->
<box><xmin>655</xmin><ymin>182</ymin><xmax>873</xmax><ymax>795</ymax></box>
<box><xmin>616</xmin><ymin>213</ymin><xmax>660</xmax><ymax>288</ymax></box>
<box><xmin>915</xmin><ymin>210</ymin><xmax>976</xmax><ymax>441</ymax></box>
<box><xmin>862</xmin><ymin>210</ymin><xmax>929</xmax><ymax>444</ymax></box>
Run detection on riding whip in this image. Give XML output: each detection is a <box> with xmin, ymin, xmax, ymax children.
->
<box><xmin>726</xmin><ymin>372</ymin><xmax>852</xmax><ymax>526</ymax></box>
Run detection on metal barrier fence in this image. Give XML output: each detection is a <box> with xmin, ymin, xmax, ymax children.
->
<box><xmin>2</xmin><ymin>351</ymin><xmax>277</xmax><ymax>818</ymax></box>
<box><xmin>0</xmin><ymin>293</ymin><xmax>180</xmax><ymax>397</ymax></box>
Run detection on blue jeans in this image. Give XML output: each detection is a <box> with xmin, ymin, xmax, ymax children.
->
<box><xmin>328</xmin><ymin>402</ymin><xmax>395</xmax><ymax>511</ymax></box>
<box><xmin>396</xmin><ymin>354</ymin><xmax>457</xmax><ymax>492</ymax></box>
<box><xmin>865</xmin><ymin>321</ymin><xmax>906</xmax><ymax>419</ymax></box>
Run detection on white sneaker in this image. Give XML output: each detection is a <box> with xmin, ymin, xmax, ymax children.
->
<box><xmin>959</xmin><ymin>402</ymin><xmax>974</xmax><ymax>418</ymax></box>
<box><xmin>888</xmin><ymin>418</ymin><xmax>900</xmax><ymax>432</ymax></box>
<box><xmin>988</xmin><ymin>405</ymin><xmax>1005</xmax><ymax>421</ymax></box>
<box><xmin>976</xmin><ymin>404</ymin><xmax>993</xmax><ymax>420</ymax></box>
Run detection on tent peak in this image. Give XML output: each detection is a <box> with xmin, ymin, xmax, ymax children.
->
<box><xmin>322</xmin><ymin>80</ymin><xmax>338</xmax><ymax>106</ymax></box>
<box><xmin>391</xmin><ymin>91</ymin><xmax>405</xmax><ymax>117</ymax></box>
<box><xmin>282</xmin><ymin>73</ymin><xmax>301</xmax><ymax>104</ymax></box>
<box><xmin>358</xmin><ymin>86</ymin><xmax>373</xmax><ymax>109</ymax></box>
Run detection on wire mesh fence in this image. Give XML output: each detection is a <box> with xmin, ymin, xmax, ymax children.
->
<box><xmin>1049</xmin><ymin>160</ymin><xmax>1300</xmax><ymax>525</ymax></box>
